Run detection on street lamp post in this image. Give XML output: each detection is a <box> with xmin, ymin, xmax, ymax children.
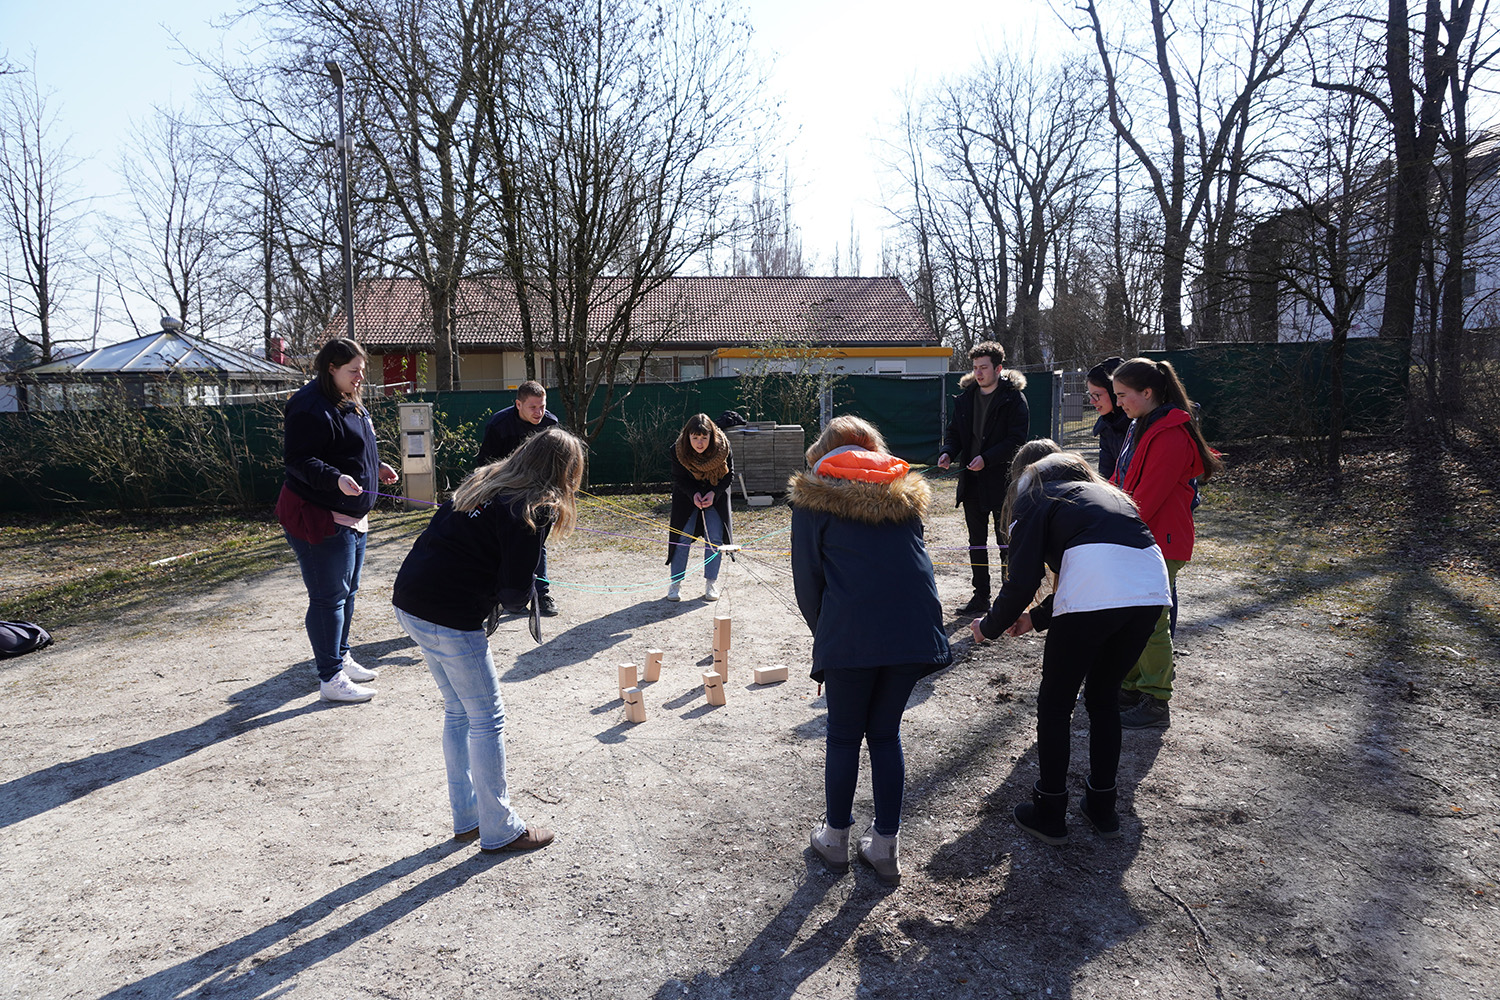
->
<box><xmin>325</xmin><ymin>60</ymin><xmax>356</xmax><ymax>343</ymax></box>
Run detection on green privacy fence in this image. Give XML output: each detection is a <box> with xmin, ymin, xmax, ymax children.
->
<box><xmin>0</xmin><ymin>339</ymin><xmax>1408</xmax><ymax>512</ymax></box>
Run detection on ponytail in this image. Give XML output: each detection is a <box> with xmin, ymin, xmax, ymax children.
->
<box><xmin>1113</xmin><ymin>357</ymin><xmax>1222</xmax><ymax>481</ymax></box>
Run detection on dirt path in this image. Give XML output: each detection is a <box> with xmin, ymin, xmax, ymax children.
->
<box><xmin>1</xmin><ymin>477</ymin><xmax>1496</xmax><ymax>1000</ymax></box>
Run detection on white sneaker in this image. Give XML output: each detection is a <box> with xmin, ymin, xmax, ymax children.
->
<box><xmin>704</xmin><ymin>580</ymin><xmax>721</xmax><ymax>601</ymax></box>
<box><xmin>342</xmin><ymin>654</ymin><xmax>378</xmax><ymax>682</ymax></box>
<box><xmin>320</xmin><ymin>670</ymin><xmax>375</xmax><ymax>703</ymax></box>
<box><xmin>666</xmin><ymin>581</ymin><xmax>682</xmax><ymax>602</ymax></box>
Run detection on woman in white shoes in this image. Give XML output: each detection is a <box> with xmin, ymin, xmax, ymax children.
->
<box><xmin>391</xmin><ymin>428</ymin><xmax>584</xmax><ymax>853</ymax></box>
<box><xmin>790</xmin><ymin>416</ymin><xmax>952</xmax><ymax>885</ymax></box>
<box><xmin>277</xmin><ymin>337</ymin><xmax>399</xmax><ymax>704</ymax></box>
<box><xmin>970</xmin><ymin>452</ymin><xmax>1169</xmax><ymax>845</ymax></box>
<box><xmin>664</xmin><ymin>414</ymin><xmax>734</xmax><ymax>602</ymax></box>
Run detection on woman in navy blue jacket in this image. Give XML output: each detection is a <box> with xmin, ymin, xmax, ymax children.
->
<box><xmin>664</xmin><ymin>413</ymin><xmax>734</xmax><ymax>602</ymax></box>
<box><xmin>277</xmin><ymin>337</ymin><xmax>398</xmax><ymax>704</ymax></box>
<box><xmin>791</xmin><ymin>416</ymin><xmax>951</xmax><ymax>885</ymax></box>
<box><xmin>971</xmin><ymin>452</ymin><xmax>1169</xmax><ymax>844</ymax></box>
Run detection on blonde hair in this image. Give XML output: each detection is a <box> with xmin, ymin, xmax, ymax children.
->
<box><xmin>1001</xmin><ymin>450</ymin><xmax>1137</xmax><ymax>537</ymax></box>
<box><xmin>804</xmin><ymin>415</ymin><xmax>889</xmax><ymax>466</ymax></box>
<box><xmin>452</xmin><ymin>427</ymin><xmax>585</xmax><ymax>533</ymax></box>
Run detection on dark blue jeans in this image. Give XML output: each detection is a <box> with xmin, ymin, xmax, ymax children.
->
<box><xmin>285</xmin><ymin>526</ymin><xmax>367</xmax><ymax>682</ymax></box>
<box><xmin>822</xmin><ymin>664</ymin><xmax>929</xmax><ymax>837</ymax></box>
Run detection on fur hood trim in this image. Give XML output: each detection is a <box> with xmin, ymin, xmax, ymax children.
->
<box><xmin>788</xmin><ymin>467</ymin><xmax>931</xmax><ymax>525</ymax></box>
<box><xmin>958</xmin><ymin>368</ymin><xmax>1027</xmax><ymax>392</ymax></box>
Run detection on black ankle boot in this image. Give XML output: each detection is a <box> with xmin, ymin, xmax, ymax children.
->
<box><xmin>1014</xmin><ymin>781</ymin><xmax>1069</xmax><ymax>845</ymax></box>
<box><xmin>1079</xmin><ymin>776</ymin><xmax>1120</xmax><ymax>839</ymax></box>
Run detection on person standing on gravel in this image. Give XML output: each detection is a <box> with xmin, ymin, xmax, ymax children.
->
<box><xmin>1086</xmin><ymin>356</ymin><xmax>1131</xmax><ymax>479</ymax></box>
<box><xmin>477</xmin><ymin>380</ymin><xmax>561</xmax><ymax>617</ymax></box>
<box><xmin>792</xmin><ymin>416</ymin><xmax>952</xmax><ymax>886</ymax></box>
<box><xmin>277</xmin><ymin>337</ymin><xmax>399</xmax><ymax>704</ymax></box>
<box><xmin>1109</xmin><ymin>358</ymin><xmax>1222</xmax><ymax>730</ymax></box>
<box><xmin>937</xmin><ymin>341</ymin><xmax>1030</xmax><ymax>617</ymax></box>
<box><xmin>664</xmin><ymin>413</ymin><xmax>734</xmax><ymax>602</ymax></box>
<box><xmin>392</xmin><ymin>428</ymin><xmax>585</xmax><ymax>854</ymax></box>
<box><xmin>971</xmin><ymin>452</ymin><xmax>1168</xmax><ymax>844</ymax></box>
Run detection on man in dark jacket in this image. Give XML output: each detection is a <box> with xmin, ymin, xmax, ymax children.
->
<box><xmin>476</xmin><ymin>380</ymin><xmax>561</xmax><ymax>615</ymax></box>
<box><xmin>938</xmin><ymin>341</ymin><xmax>1030</xmax><ymax>615</ymax></box>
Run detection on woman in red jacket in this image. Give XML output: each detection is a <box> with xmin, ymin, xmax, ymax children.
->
<box><xmin>1110</xmin><ymin>358</ymin><xmax>1221</xmax><ymax>730</ymax></box>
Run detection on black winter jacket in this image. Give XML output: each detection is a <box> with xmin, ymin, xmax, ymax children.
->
<box><xmin>941</xmin><ymin>369</ymin><xmax>1030</xmax><ymax>511</ymax></box>
<box><xmin>664</xmin><ymin>446</ymin><xmax>734</xmax><ymax>564</ymax></box>
<box><xmin>282</xmin><ymin>381</ymin><xmax>381</xmax><ymax>518</ymax></box>
<box><xmin>392</xmin><ymin>497</ymin><xmax>549</xmax><ymax>632</ymax></box>
<box><xmin>977</xmin><ymin>478</ymin><xmax>1169</xmax><ymax>640</ymax></box>
<box><xmin>1093</xmin><ymin>409</ymin><xmax>1132</xmax><ymax>480</ymax></box>
<box><xmin>477</xmin><ymin>405</ymin><xmax>560</xmax><ymax>464</ymax></box>
<box><xmin>789</xmin><ymin>459</ymin><xmax>952</xmax><ymax>682</ymax></box>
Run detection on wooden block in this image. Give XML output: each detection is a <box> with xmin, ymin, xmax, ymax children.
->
<box><xmin>753</xmin><ymin>664</ymin><xmax>789</xmax><ymax>685</ymax></box>
<box><xmin>713</xmin><ymin>650</ymin><xmax>728</xmax><ymax>681</ymax></box>
<box><xmin>618</xmin><ymin>663</ymin><xmax>637</xmax><ymax>699</ymax></box>
<box><xmin>703</xmin><ymin>670</ymin><xmax>726</xmax><ymax>706</ymax></box>
<box><xmin>713</xmin><ymin>615</ymin><xmax>732</xmax><ymax>652</ymax></box>
<box><xmin>623</xmin><ymin>686</ymin><xmax>646</xmax><ymax>723</ymax></box>
<box><xmin>643</xmin><ymin>649</ymin><xmax>663</xmax><ymax>683</ymax></box>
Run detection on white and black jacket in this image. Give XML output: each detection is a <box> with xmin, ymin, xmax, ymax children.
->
<box><xmin>977</xmin><ymin>480</ymin><xmax>1170</xmax><ymax>639</ymax></box>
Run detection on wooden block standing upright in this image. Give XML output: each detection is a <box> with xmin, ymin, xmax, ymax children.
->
<box><xmin>703</xmin><ymin>670</ymin><xmax>726</xmax><ymax>706</ymax></box>
<box><xmin>753</xmin><ymin>664</ymin><xmax>789</xmax><ymax>685</ymax></box>
<box><xmin>713</xmin><ymin>649</ymin><xmax>729</xmax><ymax>683</ymax></box>
<box><xmin>618</xmin><ymin>663</ymin><xmax>638</xmax><ymax>700</ymax></box>
<box><xmin>623</xmin><ymin>686</ymin><xmax>646</xmax><ymax>723</ymax></box>
<box><xmin>643</xmin><ymin>649</ymin><xmax>663</xmax><ymax>683</ymax></box>
<box><xmin>712</xmin><ymin>615</ymin><xmax>732</xmax><ymax>652</ymax></box>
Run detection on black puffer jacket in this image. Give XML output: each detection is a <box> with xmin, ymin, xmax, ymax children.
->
<box><xmin>789</xmin><ymin>453</ymin><xmax>952</xmax><ymax>682</ymax></box>
<box><xmin>942</xmin><ymin>369</ymin><xmax>1030</xmax><ymax>511</ymax></box>
<box><xmin>282</xmin><ymin>381</ymin><xmax>380</xmax><ymax>519</ymax></box>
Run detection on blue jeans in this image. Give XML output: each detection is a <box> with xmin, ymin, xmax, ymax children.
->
<box><xmin>394</xmin><ymin>608</ymin><xmax>529</xmax><ymax>849</ymax></box>
<box><xmin>669</xmin><ymin>508</ymin><xmax>724</xmax><ymax>583</ymax></box>
<box><xmin>822</xmin><ymin>664</ymin><xmax>928</xmax><ymax>836</ymax></box>
<box><xmin>285</xmin><ymin>527</ymin><xmax>366</xmax><ymax>682</ymax></box>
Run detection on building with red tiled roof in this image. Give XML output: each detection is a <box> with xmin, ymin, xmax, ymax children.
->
<box><xmin>337</xmin><ymin>275</ymin><xmax>951</xmax><ymax>392</ymax></box>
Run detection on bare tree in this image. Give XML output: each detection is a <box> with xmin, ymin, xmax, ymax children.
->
<box><xmin>0</xmin><ymin>64</ymin><xmax>89</xmax><ymax>363</ymax></box>
<box><xmin>109</xmin><ymin>107</ymin><xmax>237</xmax><ymax>339</ymax></box>
<box><xmin>483</xmin><ymin>0</ymin><xmax>771</xmax><ymax>441</ymax></box>
<box><xmin>1076</xmin><ymin>0</ymin><xmax>1314</xmax><ymax>349</ymax></box>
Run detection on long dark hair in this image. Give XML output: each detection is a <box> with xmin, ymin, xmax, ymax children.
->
<box><xmin>314</xmin><ymin>337</ymin><xmax>368</xmax><ymax>411</ymax></box>
<box><xmin>1111</xmin><ymin>357</ymin><xmax>1222</xmax><ymax>481</ymax></box>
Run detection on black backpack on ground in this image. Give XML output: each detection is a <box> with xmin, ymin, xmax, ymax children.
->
<box><xmin>0</xmin><ymin>621</ymin><xmax>53</xmax><ymax>658</ymax></box>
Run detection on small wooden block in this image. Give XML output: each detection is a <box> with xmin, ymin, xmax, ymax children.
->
<box><xmin>703</xmin><ymin>670</ymin><xmax>726</xmax><ymax>706</ymax></box>
<box><xmin>753</xmin><ymin>665</ymin><xmax>788</xmax><ymax>685</ymax></box>
<box><xmin>643</xmin><ymin>649</ymin><xmax>663</xmax><ymax>682</ymax></box>
<box><xmin>713</xmin><ymin>650</ymin><xmax>728</xmax><ymax>681</ymax></box>
<box><xmin>623</xmin><ymin>686</ymin><xmax>646</xmax><ymax>722</ymax></box>
<box><xmin>713</xmin><ymin>615</ymin><xmax>732</xmax><ymax>651</ymax></box>
<box><xmin>618</xmin><ymin>663</ymin><xmax>638</xmax><ymax>698</ymax></box>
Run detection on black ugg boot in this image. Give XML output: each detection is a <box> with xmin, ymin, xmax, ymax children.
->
<box><xmin>1079</xmin><ymin>776</ymin><xmax>1120</xmax><ymax>839</ymax></box>
<box><xmin>1013</xmin><ymin>781</ymin><xmax>1069</xmax><ymax>845</ymax></box>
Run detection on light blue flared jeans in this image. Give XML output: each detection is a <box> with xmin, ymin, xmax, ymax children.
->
<box><xmin>394</xmin><ymin>608</ymin><xmax>528</xmax><ymax>850</ymax></box>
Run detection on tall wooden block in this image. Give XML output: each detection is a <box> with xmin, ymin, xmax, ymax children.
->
<box><xmin>713</xmin><ymin>649</ymin><xmax>728</xmax><ymax>682</ymax></box>
<box><xmin>713</xmin><ymin>615</ymin><xmax>732</xmax><ymax>652</ymax></box>
<box><xmin>618</xmin><ymin>663</ymin><xmax>638</xmax><ymax>699</ymax></box>
<box><xmin>703</xmin><ymin>670</ymin><xmax>726</xmax><ymax>706</ymax></box>
<box><xmin>623</xmin><ymin>686</ymin><xmax>646</xmax><ymax>723</ymax></box>
<box><xmin>643</xmin><ymin>649</ymin><xmax>663</xmax><ymax>683</ymax></box>
<box><xmin>753</xmin><ymin>664</ymin><xmax>789</xmax><ymax>685</ymax></box>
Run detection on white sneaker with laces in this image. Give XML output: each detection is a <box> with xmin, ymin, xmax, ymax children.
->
<box><xmin>666</xmin><ymin>581</ymin><xmax>682</xmax><ymax>602</ymax></box>
<box><xmin>320</xmin><ymin>670</ymin><xmax>375</xmax><ymax>703</ymax></box>
<box><xmin>342</xmin><ymin>654</ymin><xmax>378</xmax><ymax>682</ymax></box>
<box><xmin>704</xmin><ymin>580</ymin><xmax>721</xmax><ymax>601</ymax></box>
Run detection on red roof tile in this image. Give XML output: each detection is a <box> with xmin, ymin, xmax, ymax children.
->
<box><xmin>337</xmin><ymin>276</ymin><xmax>938</xmax><ymax>350</ymax></box>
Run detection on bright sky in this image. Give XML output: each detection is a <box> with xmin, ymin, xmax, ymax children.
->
<box><xmin>1</xmin><ymin>0</ymin><xmax>1077</xmax><ymax>347</ymax></box>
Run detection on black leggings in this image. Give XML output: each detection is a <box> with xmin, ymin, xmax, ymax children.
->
<box><xmin>1035</xmin><ymin>605</ymin><xmax>1162</xmax><ymax>792</ymax></box>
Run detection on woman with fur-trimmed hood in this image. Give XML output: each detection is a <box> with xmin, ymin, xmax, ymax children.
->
<box><xmin>790</xmin><ymin>416</ymin><xmax>952</xmax><ymax>887</ymax></box>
